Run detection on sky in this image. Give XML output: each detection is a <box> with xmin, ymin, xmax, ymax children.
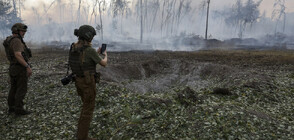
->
<box><xmin>22</xmin><ymin>0</ymin><xmax>294</xmax><ymax>24</ymax></box>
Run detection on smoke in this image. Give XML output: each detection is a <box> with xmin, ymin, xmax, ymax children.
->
<box><xmin>1</xmin><ymin>0</ymin><xmax>294</xmax><ymax>51</ymax></box>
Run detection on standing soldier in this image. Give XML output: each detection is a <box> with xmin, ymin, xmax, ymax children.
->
<box><xmin>3</xmin><ymin>23</ymin><xmax>32</xmax><ymax>115</ymax></box>
<box><xmin>69</xmin><ymin>25</ymin><xmax>107</xmax><ymax>140</ymax></box>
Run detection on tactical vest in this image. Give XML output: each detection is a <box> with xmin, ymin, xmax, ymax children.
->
<box><xmin>2</xmin><ymin>36</ymin><xmax>31</xmax><ymax>64</ymax></box>
<box><xmin>69</xmin><ymin>43</ymin><xmax>96</xmax><ymax>77</ymax></box>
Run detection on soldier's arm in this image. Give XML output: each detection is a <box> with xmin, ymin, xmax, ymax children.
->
<box><xmin>96</xmin><ymin>47</ymin><xmax>107</xmax><ymax>67</ymax></box>
<box><xmin>14</xmin><ymin>52</ymin><xmax>29</xmax><ymax>67</ymax></box>
<box><xmin>89</xmin><ymin>47</ymin><xmax>107</xmax><ymax>67</ymax></box>
<box><xmin>14</xmin><ymin>52</ymin><xmax>32</xmax><ymax>77</ymax></box>
<box><xmin>11</xmin><ymin>38</ymin><xmax>28</xmax><ymax>67</ymax></box>
<box><xmin>99</xmin><ymin>51</ymin><xmax>107</xmax><ymax>67</ymax></box>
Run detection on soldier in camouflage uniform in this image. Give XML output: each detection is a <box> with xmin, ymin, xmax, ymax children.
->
<box><xmin>3</xmin><ymin>23</ymin><xmax>32</xmax><ymax>115</ymax></box>
<box><xmin>69</xmin><ymin>25</ymin><xmax>107</xmax><ymax>140</ymax></box>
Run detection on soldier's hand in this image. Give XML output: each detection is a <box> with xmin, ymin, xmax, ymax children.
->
<box><xmin>97</xmin><ymin>47</ymin><xmax>101</xmax><ymax>54</ymax></box>
<box><xmin>26</xmin><ymin>67</ymin><xmax>32</xmax><ymax>77</ymax></box>
<box><xmin>103</xmin><ymin>51</ymin><xmax>107</xmax><ymax>56</ymax></box>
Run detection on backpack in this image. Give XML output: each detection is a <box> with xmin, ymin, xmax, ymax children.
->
<box><xmin>2</xmin><ymin>36</ymin><xmax>32</xmax><ymax>63</ymax></box>
<box><xmin>2</xmin><ymin>36</ymin><xmax>17</xmax><ymax>62</ymax></box>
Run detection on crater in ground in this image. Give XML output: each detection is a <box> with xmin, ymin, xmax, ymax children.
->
<box><xmin>98</xmin><ymin>51</ymin><xmax>286</xmax><ymax>93</ymax></box>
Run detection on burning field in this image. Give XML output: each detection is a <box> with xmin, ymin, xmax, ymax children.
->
<box><xmin>0</xmin><ymin>49</ymin><xmax>294</xmax><ymax>139</ymax></box>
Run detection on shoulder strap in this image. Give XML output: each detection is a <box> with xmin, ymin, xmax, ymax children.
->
<box><xmin>66</xmin><ymin>43</ymin><xmax>75</xmax><ymax>75</ymax></box>
<box><xmin>8</xmin><ymin>36</ymin><xmax>19</xmax><ymax>42</ymax></box>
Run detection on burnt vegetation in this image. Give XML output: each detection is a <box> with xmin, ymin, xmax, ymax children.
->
<box><xmin>0</xmin><ymin>0</ymin><xmax>294</xmax><ymax>139</ymax></box>
<box><xmin>0</xmin><ymin>49</ymin><xmax>294</xmax><ymax>139</ymax></box>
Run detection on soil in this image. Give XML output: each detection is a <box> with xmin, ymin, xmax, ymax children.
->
<box><xmin>1</xmin><ymin>50</ymin><xmax>293</xmax><ymax>94</ymax></box>
<box><xmin>98</xmin><ymin>50</ymin><xmax>294</xmax><ymax>93</ymax></box>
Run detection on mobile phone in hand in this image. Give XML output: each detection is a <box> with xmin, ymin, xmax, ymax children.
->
<box><xmin>101</xmin><ymin>44</ymin><xmax>107</xmax><ymax>54</ymax></box>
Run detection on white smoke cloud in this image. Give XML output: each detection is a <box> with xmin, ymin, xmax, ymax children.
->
<box><xmin>6</xmin><ymin>0</ymin><xmax>292</xmax><ymax>51</ymax></box>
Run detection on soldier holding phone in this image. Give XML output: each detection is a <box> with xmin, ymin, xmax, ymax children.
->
<box><xmin>69</xmin><ymin>25</ymin><xmax>107</xmax><ymax>140</ymax></box>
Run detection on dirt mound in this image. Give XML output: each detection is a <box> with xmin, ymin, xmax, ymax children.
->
<box><xmin>100</xmin><ymin>59</ymin><xmax>172</xmax><ymax>83</ymax></box>
<box><xmin>200</xmin><ymin>63</ymin><xmax>236</xmax><ymax>80</ymax></box>
<box><xmin>97</xmin><ymin>51</ymin><xmax>290</xmax><ymax>94</ymax></box>
<box><xmin>100</xmin><ymin>59</ymin><xmax>265</xmax><ymax>93</ymax></box>
<box><xmin>100</xmin><ymin>59</ymin><xmax>228</xmax><ymax>93</ymax></box>
<box><xmin>211</xmin><ymin>88</ymin><xmax>232</xmax><ymax>96</ymax></box>
<box><xmin>100</xmin><ymin>59</ymin><xmax>209</xmax><ymax>93</ymax></box>
<box><xmin>176</xmin><ymin>87</ymin><xmax>203</xmax><ymax>106</ymax></box>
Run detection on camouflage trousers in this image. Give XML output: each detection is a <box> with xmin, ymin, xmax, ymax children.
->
<box><xmin>8</xmin><ymin>64</ymin><xmax>28</xmax><ymax>112</ymax></box>
<box><xmin>75</xmin><ymin>74</ymin><xmax>97</xmax><ymax>140</ymax></box>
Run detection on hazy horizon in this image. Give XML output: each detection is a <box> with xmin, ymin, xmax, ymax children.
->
<box><xmin>22</xmin><ymin>0</ymin><xmax>294</xmax><ymax>25</ymax></box>
<box><xmin>1</xmin><ymin>0</ymin><xmax>294</xmax><ymax>50</ymax></box>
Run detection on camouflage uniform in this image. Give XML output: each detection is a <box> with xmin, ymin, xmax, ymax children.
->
<box><xmin>3</xmin><ymin>23</ymin><xmax>32</xmax><ymax>115</ymax></box>
<box><xmin>69</xmin><ymin>25</ymin><xmax>103</xmax><ymax>140</ymax></box>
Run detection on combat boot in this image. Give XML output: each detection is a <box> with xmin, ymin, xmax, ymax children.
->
<box><xmin>87</xmin><ymin>138</ymin><xmax>96</xmax><ymax>140</ymax></box>
<box><xmin>77</xmin><ymin>137</ymin><xmax>96</xmax><ymax>140</ymax></box>
<box><xmin>8</xmin><ymin>108</ymin><xmax>15</xmax><ymax>114</ymax></box>
<box><xmin>15</xmin><ymin>109</ymin><xmax>31</xmax><ymax>115</ymax></box>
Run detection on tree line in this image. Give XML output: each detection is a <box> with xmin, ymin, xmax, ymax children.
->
<box><xmin>0</xmin><ymin>0</ymin><xmax>23</xmax><ymax>37</ymax></box>
<box><xmin>0</xmin><ymin>0</ymin><xmax>289</xmax><ymax>41</ymax></box>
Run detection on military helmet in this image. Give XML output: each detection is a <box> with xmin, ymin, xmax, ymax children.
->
<box><xmin>74</xmin><ymin>25</ymin><xmax>96</xmax><ymax>42</ymax></box>
<box><xmin>11</xmin><ymin>23</ymin><xmax>28</xmax><ymax>34</ymax></box>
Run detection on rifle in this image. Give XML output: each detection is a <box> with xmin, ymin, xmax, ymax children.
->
<box><xmin>18</xmin><ymin>33</ymin><xmax>32</xmax><ymax>67</ymax></box>
<box><xmin>21</xmin><ymin>52</ymin><xmax>32</xmax><ymax>67</ymax></box>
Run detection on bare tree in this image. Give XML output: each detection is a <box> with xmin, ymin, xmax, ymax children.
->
<box><xmin>0</xmin><ymin>0</ymin><xmax>22</xmax><ymax>37</ymax></box>
<box><xmin>134</xmin><ymin>0</ymin><xmax>192</xmax><ymax>38</ymax></box>
<box><xmin>83</xmin><ymin>3</ymin><xmax>90</xmax><ymax>24</ymax></box>
<box><xmin>225</xmin><ymin>0</ymin><xmax>262</xmax><ymax>38</ymax></box>
<box><xmin>32</xmin><ymin>7</ymin><xmax>41</xmax><ymax>24</ymax></box>
<box><xmin>110</xmin><ymin>0</ymin><xmax>131</xmax><ymax>34</ymax></box>
<box><xmin>160</xmin><ymin>0</ymin><xmax>167</xmax><ymax>37</ymax></box>
<box><xmin>12</xmin><ymin>0</ymin><xmax>17</xmax><ymax>16</ymax></box>
<box><xmin>177</xmin><ymin>0</ymin><xmax>192</xmax><ymax>34</ymax></box>
<box><xmin>140</xmin><ymin>0</ymin><xmax>143</xmax><ymax>43</ymax></box>
<box><xmin>57</xmin><ymin>0</ymin><xmax>64</xmax><ymax>23</ymax></box>
<box><xmin>176</xmin><ymin>0</ymin><xmax>185</xmax><ymax>34</ymax></box>
<box><xmin>143</xmin><ymin>0</ymin><xmax>147</xmax><ymax>32</ymax></box>
<box><xmin>95</xmin><ymin>0</ymin><xmax>107</xmax><ymax>40</ymax></box>
<box><xmin>18</xmin><ymin>0</ymin><xmax>26</xmax><ymax>18</ymax></box>
<box><xmin>7</xmin><ymin>0</ymin><xmax>26</xmax><ymax>18</ymax></box>
<box><xmin>199</xmin><ymin>0</ymin><xmax>210</xmax><ymax>39</ymax></box>
<box><xmin>135</xmin><ymin>0</ymin><xmax>154</xmax><ymax>35</ymax></box>
<box><xmin>149</xmin><ymin>0</ymin><xmax>160</xmax><ymax>33</ymax></box>
<box><xmin>162</xmin><ymin>0</ymin><xmax>174</xmax><ymax>36</ymax></box>
<box><xmin>272</xmin><ymin>0</ymin><xmax>286</xmax><ymax>34</ymax></box>
<box><xmin>90</xmin><ymin>0</ymin><xmax>99</xmax><ymax>25</ymax></box>
<box><xmin>77</xmin><ymin>0</ymin><xmax>82</xmax><ymax>25</ymax></box>
<box><xmin>170</xmin><ymin>0</ymin><xmax>176</xmax><ymax>36</ymax></box>
<box><xmin>205</xmin><ymin>0</ymin><xmax>210</xmax><ymax>40</ymax></box>
<box><xmin>69</xmin><ymin>0</ymin><xmax>74</xmax><ymax>22</ymax></box>
<box><xmin>42</xmin><ymin>0</ymin><xmax>57</xmax><ymax>24</ymax></box>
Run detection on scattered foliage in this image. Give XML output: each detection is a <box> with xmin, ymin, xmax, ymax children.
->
<box><xmin>0</xmin><ymin>50</ymin><xmax>293</xmax><ymax>139</ymax></box>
